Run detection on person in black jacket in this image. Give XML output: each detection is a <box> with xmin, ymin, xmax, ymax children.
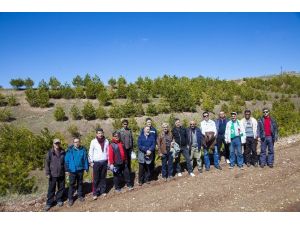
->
<box><xmin>44</xmin><ymin>138</ymin><xmax>65</xmax><ymax>211</ymax></box>
<box><xmin>171</xmin><ymin>118</ymin><xmax>195</xmax><ymax>177</ymax></box>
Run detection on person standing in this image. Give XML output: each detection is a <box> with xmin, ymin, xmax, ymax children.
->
<box><xmin>65</xmin><ymin>137</ymin><xmax>89</xmax><ymax>206</ymax></box>
<box><xmin>225</xmin><ymin>112</ymin><xmax>246</xmax><ymax>169</ymax></box>
<box><xmin>172</xmin><ymin>118</ymin><xmax>195</xmax><ymax>177</ymax></box>
<box><xmin>186</xmin><ymin>120</ymin><xmax>203</xmax><ymax>174</ymax></box>
<box><xmin>241</xmin><ymin>109</ymin><xmax>258</xmax><ymax>167</ymax></box>
<box><xmin>137</xmin><ymin>126</ymin><xmax>156</xmax><ymax>185</ymax></box>
<box><xmin>119</xmin><ymin>119</ymin><xmax>134</xmax><ymax>174</ymax></box>
<box><xmin>44</xmin><ymin>138</ymin><xmax>65</xmax><ymax>211</ymax></box>
<box><xmin>157</xmin><ymin>123</ymin><xmax>174</xmax><ymax>181</ymax></box>
<box><xmin>88</xmin><ymin>128</ymin><xmax>109</xmax><ymax>200</ymax></box>
<box><xmin>108</xmin><ymin>131</ymin><xmax>133</xmax><ymax>192</ymax></box>
<box><xmin>200</xmin><ymin>112</ymin><xmax>222</xmax><ymax>171</ymax></box>
<box><xmin>215</xmin><ymin>111</ymin><xmax>230</xmax><ymax>164</ymax></box>
<box><xmin>258</xmin><ymin>108</ymin><xmax>278</xmax><ymax>168</ymax></box>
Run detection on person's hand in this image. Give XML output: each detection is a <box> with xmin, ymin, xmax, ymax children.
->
<box><xmin>146</xmin><ymin>150</ymin><xmax>151</xmax><ymax>155</ymax></box>
<box><xmin>46</xmin><ymin>175</ymin><xmax>50</xmax><ymax>179</ymax></box>
<box><xmin>109</xmin><ymin>164</ymin><xmax>114</xmax><ymax>171</ymax></box>
<box><xmin>159</xmin><ymin>153</ymin><xmax>163</xmax><ymax>157</ymax></box>
<box><xmin>65</xmin><ymin>172</ymin><xmax>69</xmax><ymax>176</ymax></box>
<box><xmin>257</xmin><ymin>137</ymin><xmax>261</xmax><ymax>142</ymax></box>
<box><xmin>171</xmin><ymin>142</ymin><xmax>174</xmax><ymax>147</ymax></box>
<box><xmin>90</xmin><ymin>162</ymin><xmax>94</xmax><ymax>167</ymax></box>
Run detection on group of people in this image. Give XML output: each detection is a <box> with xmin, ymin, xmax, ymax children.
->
<box><xmin>44</xmin><ymin>108</ymin><xmax>278</xmax><ymax>211</ymax></box>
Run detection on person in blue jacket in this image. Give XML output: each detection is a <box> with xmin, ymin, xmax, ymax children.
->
<box><xmin>65</xmin><ymin>137</ymin><xmax>89</xmax><ymax>206</ymax></box>
<box><xmin>138</xmin><ymin>126</ymin><xmax>156</xmax><ymax>186</ymax></box>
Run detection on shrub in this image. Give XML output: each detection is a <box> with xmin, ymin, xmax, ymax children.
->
<box><xmin>0</xmin><ymin>93</ymin><xmax>7</xmax><ymax>106</ymax></box>
<box><xmin>97</xmin><ymin>90</ymin><xmax>111</xmax><ymax>106</ymax></box>
<box><xmin>146</xmin><ymin>103</ymin><xmax>158</xmax><ymax>116</ymax></box>
<box><xmin>82</xmin><ymin>101</ymin><xmax>96</xmax><ymax>120</ymax></box>
<box><xmin>74</xmin><ymin>86</ymin><xmax>86</xmax><ymax>99</ymax></box>
<box><xmin>49</xmin><ymin>90</ymin><xmax>63</xmax><ymax>99</ymax></box>
<box><xmin>70</xmin><ymin>104</ymin><xmax>81</xmax><ymax>120</ymax></box>
<box><xmin>112</xmin><ymin>118</ymin><xmax>122</xmax><ymax>130</ymax></box>
<box><xmin>96</xmin><ymin>106</ymin><xmax>108</xmax><ymax>120</ymax></box>
<box><xmin>24</xmin><ymin>78</ymin><xmax>34</xmax><ymax>89</ymax></box>
<box><xmin>61</xmin><ymin>84</ymin><xmax>75</xmax><ymax>99</ymax></box>
<box><xmin>67</xmin><ymin>124</ymin><xmax>81</xmax><ymax>138</ymax></box>
<box><xmin>6</xmin><ymin>94</ymin><xmax>18</xmax><ymax>106</ymax></box>
<box><xmin>0</xmin><ymin>108</ymin><xmax>12</xmax><ymax>122</ymax></box>
<box><xmin>25</xmin><ymin>88</ymin><xmax>50</xmax><ymax>108</ymax></box>
<box><xmin>10</xmin><ymin>78</ymin><xmax>24</xmax><ymax>90</ymax></box>
<box><xmin>109</xmin><ymin>104</ymin><xmax>123</xmax><ymax>118</ymax></box>
<box><xmin>157</xmin><ymin>101</ymin><xmax>171</xmax><ymax>114</ymax></box>
<box><xmin>54</xmin><ymin>106</ymin><xmax>67</xmax><ymax>121</ymax></box>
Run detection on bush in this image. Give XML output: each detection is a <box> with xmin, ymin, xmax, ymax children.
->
<box><xmin>0</xmin><ymin>93</ymin><xmax>7</xmax><ymax>106</ymax></box>
<box><xmin>82</xmin><ymin>101</ymin><xmax>96</xmax><ymax>120</ymax></box>
<box><xmin>97</xmin><ymin>90</ymin><xmax>111</xmax><ymax>106</ymax></box>
<box><xmin>96</xmin><ymin>106</ymin><xmax>108</xmax><ymax>120</ymax></box>
<box><xmin>10</xmin><ymin>78</ymin><xmax>24</xmax><ymax>90</ymax></box>
<box><xmin>70</xmin><ymin>104</ymin><xmax>81</xmax><ymax>120</ymax></box>
<box><xmin>74</xmin><ymin>86</ymin><xmax>86</xmax><ymax>99</ymax></box>
<box><xmin>61</xmin><ymin>84</ymin><xmax>75</xmax><ymax>99</ymax></box>
<box><xmin>54</xmin><ymin>106</ymin><xmax>67</xmax><ymax>121</ymax></box>
<box><xmin>67</xmin><ymin>124</ymin><xmax>81</xmax><ymax>138</ymax></box>
<box><xmin>0</xmin><ymin>108</ymin><xmax>12</xmax><ymax>122</ymax></box>
<box><xmin>112</xmin><ymin>118</ymin><xmax>122</xmax><ymax>130</ymax></box>
<box><xmin>146</xmin><ymin>103</ymin><xmax>158</xmax><ymax>116</ymax></box>
<box><xmin>25</xmin><ymin>88</ymin><xmax>50</xmax><ymax>108</ymax></box>
<box><xmin>49</xmin><ymin>90</ymin><xmax>63</xmax><ymax>99</ymax></box>
<box><xmin>24</xmin><ymin>78</ymin><xmax>34</xmax><ymax>89</ymax></box>
<box><xmin>157</xmin><ymin>101</ymin><xmax>171</xmax><ymax>114</ymax></box>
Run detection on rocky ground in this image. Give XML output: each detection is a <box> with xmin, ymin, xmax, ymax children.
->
<box><xmin>1</xmin><ymin>134</ymin><xmax>300</xmax><ymax>212</ymax></box>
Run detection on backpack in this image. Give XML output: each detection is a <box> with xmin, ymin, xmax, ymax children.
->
<box><xmin>111</xmin><ymin>143</ymin><xmax>123</xmax><ymax>166</ymax></box>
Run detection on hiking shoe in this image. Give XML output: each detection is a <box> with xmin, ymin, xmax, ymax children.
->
<box><xmin>93</xmin><ymin>196</ymin><xmax>98</xmax><ymax>200</ymax></box>
<box><xmin>246</xmin><ymin>163</ymin><xmax>251</xmax><ymax>167</ymax></box>
<box><xmin>57</xmin><ymin>201</ymin><xmax>63</xmax><ymax>207</ymax></box>
<box><xmin>260</xmin><ymin>164</ymin><xmax>265</xmax><ymax>168</ymax></box>
<box><xmin>44</xmin><ymin>205</ymin><xmax>51</xmax><ymax>212</ymax></box>
<box><xmin>127</xmin><ymin>186</ymin><xmax>134</xmax><ymax>190</ymax></box>
<box><xmin>226</xmin><ymin>159</ymin><xmax>230</xmax><ymax>164</ymax></box>
<box><xmin>115</xmin><ymin>189</ymin><xmax>122</xmax><ymax>193</ymax></box>
<box><xmin>205</xmin><ymin>168</ymin><xmax>210</xmax><ymax>172</ymax></box>
<box><xmin>269</xmin><ymin>165</ymin><xmax>274</xmax><ymax>168</ymax></box>
<box><xmin>190</xmin><ymin>172</ymin><xmax>195</xmax><ymax>177</ymax></box>
<box><xmin>177</xmin><ymin>172</ymin><xmax>183</xmax><ymax>177</ymax></box>
<box><xmin>146</xmin><ymin>181</ymin><xmax>151</xmax><ymax>184</ymax></box>
<box><xmin>198</xmin><ymin>168</ymin><xmax>203</xmax><ymax>173</ymax></box>
<box><xmin>68</xmin><ymin>200</ymin><xmax>74</xmax><ymax>207</ymax></box>
<box><xmin>254</xmin><ymin>163</ymin><xmax>258</xmax><ymax>167</ymax></box>
<box><xmin>78</xmin><ymin>197</ymin><xmax>85</xmax><ymax>202</ymax></box>
<box><xmin>239</xmin><ymin>166</ymin><xmax>244</xmax><ymax>170</ymax></box>
<box><xmin>101</xmin><ymin>193</ymin><xmax>107</xmax><ymax>197</ymax></box>
<box><xmin>229</xmin><ymin>165</ymin><xmax>234</xmax><ymax>169</ymax></box>
<box><xmin>138</xmin><ymin>182</ymin><xmax>143</xmax><ymax>186</ymax></box>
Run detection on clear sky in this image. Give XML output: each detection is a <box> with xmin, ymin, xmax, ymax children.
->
<box><xmin>0</xmin><ymin>12</ymin><xmax>300</xmax><ymax>88</ymax></box>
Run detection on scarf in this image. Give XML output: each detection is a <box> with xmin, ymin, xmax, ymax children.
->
<box><xmin>230</xmin><ymin>120</ymin><xmax>241</xmax><ymax>138</ymax></box>
<box><xmin>96</xmin><ymin>136</ymin><xmax>105</xmax><ymax>152</ymax></box>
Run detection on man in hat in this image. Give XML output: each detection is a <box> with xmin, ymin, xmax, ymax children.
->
<box><xmin>200</xmin><ymin>112</ymin><xmax>222</xmax><ymax>171</ymax></box>
<box><xmin>225</xmin><ymin>112</ymin><xmax>246</xmax><ymax>169</ymax></box>
<box><xmin>257</xmin><ymin>108</ymin><xmax>278</xmax><ymax>168</ymax></box>
<box><xmin>44</xmin><ymin>138</ymin><xmax>65</xmax><ymax>211</ymax></box>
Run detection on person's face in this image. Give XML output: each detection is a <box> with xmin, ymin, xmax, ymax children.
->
<box><xmin>245</xmin><ymin>112</ymin><xmax>251</xmax><ymax>119</ymax></box>
<box><xmin>113</xmin><ymin>133</ymin><xmax>119</xmax><ymax>141</ymax></box>
<box><xmin>53</xmin><ymin>142</ymin><xmax>60</xmax><ymax>149</ymax></box>
<box><xmin>190</xmin><ymin>121</ymin><xmax>196</xmax><ymax>129</ymax></box>
<box><xmin>144</xmin><ymin>127</ymin><xmax>150</xmax><ymax>135</ymax></box>
<box><xmin>219</xmin><ymin>112</ymin><xmax>225</xmax><ymax>119</ymax></box>
<box><xmin>203</xmin><ymin>113</ymin><xmax>209</xmax><ymax>121</ymax></box>
<box><xmin>263</xmin><ymin>109</ymin><xmax>269</xmax><ymax>117</ymax></box>
<box><xmin>146</xmin><ymin>120</ymin><xmax>152</xmax><ymax>127</ymax></box>
<box><xmin>231</xmin><ymin>114</ymin><xmax>237</xmax><ymax>121</ymax></box>
<box><xmin>163</xmin><ymin>125</ymin><xmax>168</xmax><ymax>133</ymax></box>
<box><xmin>122</xmin><ymin>122</ymin><xmax>128</xmax><ymax>129</ymax></box>
<box><xmin>73</xmin><ymin>139</ymin><xmax>80</xmax><ymax>148</ymax></box>
<box><xmin>175</xmin><ymin>120</ymin><xmax>181</xmax><ymax>128</ymax></box>
<box><xmin>96</xmin><ymin>131</ymin><xmax>104</xmax><ymax>139</ymax></box>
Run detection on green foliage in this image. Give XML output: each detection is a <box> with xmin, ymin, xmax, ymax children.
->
<box><xmin>97</xmin><ymin>89</ymin><xmax>111</xmax><ymax>106</ymax></box>
<box><xmin>112</xmin><ymin>118</ymin><xmax>122</xmax><ymax>130</ymax></box>
<box><xmin>24</xmin><ymin>78</ymin><xmax>34</xmax><ymax>89</ymax></box>
<box><xmin>6</xmin><ymin>94</ymin><xmax>18</xmax><ymax>106</ymax></box>
<box><xmin>168</xmin><ymin>113</ymin><xmax>176</xmax><ymax>129</ymax></box>
<box><xmin>49</xmin><ymin>90</ymin><xmax>63</xmax><ymax>99</ymax></box>
<box><xmin>82</xmin><ymin>101</ymin><xmax>96</xmax><ymax>120</ymax></box>
<box><xmin>74</xmin><ymin>86</ymin><xmax>86</xmax><ymax>99</ymax></box>
<box><xmin>72</xmin><ymin>75</ymin><xmax>84</xmax><ymax>87</ymax></box>
<box><xmin>10</xmin><ymin>78</ymin><xmax>24</xmax><ymax>90</ymax></box>
<box><xmin>61</xmin><ymin>84</ymin><xmax>75</xmax><ymax>99</ymax></box>
<box><xmin>146</xmin><ymin>103</ymin><xmax>158</xmax><ymax>116</ymax></box>
<box><xmin>48</xmin><ymin>76</ymin><xmax>61</xmax><ymax>90</ymax></box>
<box><xmin>25</xmin><ymin>88</ymin><xmax>50</xmax><ymax>108</ymax></box>
<box><xmin>85</xmin><ymin>82</ymin><xmax>104</xmax><ymax>99</ymax></box>
<box><xmin>38</xmin><ymin>79</ymin><xmax>49</xmax><ymax>91</ymax></box>
<box><xmin>0</xmin><ymin>108</ymin><xmax>12</xmax><ymax>122</ymax></box>
<box><xmin>201</xmin><ymin>93</ymin><xmax>215</xmax><ymax>112</ymax></box>
<box><xmin>54</xmin><ymin>106</ymin><xmax>67</xmax><ymax>121</ymax></box>
<box><xmin>70</xmin><ymin>104</ymin><xmax>81</xmax><ymax>120</ymax></box>
<box><xmin>0</xmin><ymin>93</ymin><xmax>6</xmax><ymax>106</ymax></box>
<box><xmin>128</xmin><ymin>117</ymin><xmax>140</xmax><ymax>132</ymax></box>
<box><xmin>67</xmin><ymin>124</ymin><xmax>81</xmax><ymax>138</ymax></box>
<box><xmin>220</xmin><ymin>103</ymin><xmax>229</xmax><ymax>114</ymax></box>
<box><xmin>96</xmin><ymin>106</ymin><xmax>108</xmax><ymax>120</ymax></box>
<box><xmin>108</xmin><ymin>78</ymin><xmax>117</xmax><ymax>89</ymax></box>
<box><xmin>157</xmin><ymin>101</ymin><xmax>171</xmax><ymax>114</ymax></box>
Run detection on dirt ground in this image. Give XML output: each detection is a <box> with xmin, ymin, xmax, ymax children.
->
<box><xmin>1</xmin><ymin>135</ymin><xmax>300</xmax><ymax>212</ymax></box>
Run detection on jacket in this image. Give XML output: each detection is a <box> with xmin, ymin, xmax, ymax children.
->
<box><xmin>257</xmin><ymin>116</ymin><xmax>278</xmax><ymax>141</ymax></box>
<box><xmin>45</xmin><ymin>148</ymin><xmax>65</xmax><ymax>177</ymax></box>
<box><xmin>119</xmin><ymin>127</ymin><xmax>134</xmax><ymax>150</ymax></box>
<box><xmin>240</xmin><ymin>117</ymin><xmax>258</xmax><ymax>139</ymax></box>
<box><xmin>65</xmin><ymin>145</ymin><xmax>89</xmax><ymax>173</ymax></box>
<box><xmin>88</xmin><ymin>138</ymin><xmax>109</xmax><ymax>162</ymax></box>
<box><xmin>215</xmin><ymin>118</ymin><xmax>228</xmax><ymax>136</ymax></box>
<box><xmin>225</xmin><ymin>120</ymin><xmax>246</xmax><ymax>144</ymax></box>
<box><xmin>172</xmin><ymin>126</ymin><xmax>188</xmax><ymax>147</ymax></box>
<box><xmin>200</xmin><ymin>119</ymin><xmax>217</xmax><ymax>136</ymax></box>
<box><xmin>186</xmin><ymin>127</ymin><xmax>202</xmax><ymax>151</ymax></box>
<box><xmin>108</xmin><ymin>139</ymin><xmax>127</xmax><ymax>165</ymax></box>
<box><xmin>140</xmin><ymin>126</ymin><xmax>157</xmax><ymax>141</ymax></box>
<box><xmin>137</xmin><ymin>134</ymin><xmax>156</xmax><ymax>164</ymax></box>
<box><xmin>157</xmin><ymin>131</ymin><xmax>173</xmax><ymax>155</ymax></box>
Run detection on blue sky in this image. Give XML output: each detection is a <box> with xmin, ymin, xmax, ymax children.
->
<box><xmin>0</xmin><ymin>12</ymin><xmax>300</xmax><ymax>88</ymax></box>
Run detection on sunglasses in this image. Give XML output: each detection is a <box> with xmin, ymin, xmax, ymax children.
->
<box><xmin>190</xmin><ymin>124</ymin><xmax>196</xmax><ymax>125</ymax></box>
<box><xmin>203</xmin><ymin>115</ymin><xmax>209</xmax><ymax>118</ymax></box>
<box><xmin>245</xmin><ymin>113</ymin><xmax>251</xmax><ymax>116</ymax></box>
<box><xmin>263</xmin><ymin>111</ymin><xmax>269</xmax><ymax>113</ymax></box>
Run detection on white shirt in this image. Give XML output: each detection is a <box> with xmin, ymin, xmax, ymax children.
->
<box><xmin>200</xmin><ymin>119</ymin><xmax>217</xmax><ymax>136</ymax></box>
<box><xmin>88</xmin><ymin>138</ymin><xmax>109</xmax><ymax>162</ymax></box>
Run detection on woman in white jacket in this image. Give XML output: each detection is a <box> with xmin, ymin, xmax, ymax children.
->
<box><xmin>225</xmin><ymin>112</ymin><xmax>246</xmax><ymax>169</ymax></box>
<box><xmin>240</xmin><ymin>110</ymin><xmax>258</xmax><ymax>167</ymax></box>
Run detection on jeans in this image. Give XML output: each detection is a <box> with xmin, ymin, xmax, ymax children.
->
<box><xmin>190</xmin><ymin>146</ymin><xmax>202</xmax><ymax>170</ymax></box>
<box><xmin>92</xmin><ymin>160</ymin><xmax>107</xmax><ymax>196</ymax></box>
<box><xmin>217</xmin><ymin>135</ymin><xmax>230</xmax><ymax>160</ymax></box>
<box><xmin>244</xmin><ymin>137</ymin><xmax>258</xmax><ymax>164</ymax></box>
<box><xmin>174</xmin><ymin>146</ymin><xmax>193</xmax><ymax>174</ymax></box>
<box><xmin>68</xmin><ymin>170</ymin><xmax>84</xmax><ymax>201</ymax></box>
<box><xmin>138</xmin><ymin>162</ymin><xmax>152</xmax><ymax>183</ymax></box>
<box><xmin>46</xmin><ymin>176</ymin><xmax>65</xmax><ymax>206</ymax></box>
<box><xmin>260</xmin><ymin>136</ymin><xmax>274</xmax><ymax>166</ymax></box>
<box><xmin>229</xmin><ymin>137</ymin><xmax>243</xmax><ymax>167</ymax></box>
<box><xmin>113</xmin><ymin>163</ymin><xmax>131</xmax><ymax>189</ymax></box>
<box><xmin>203</xmin><ymin>145</ymin><xmax>220</xmax><ymax>169</ymax></box>
<box><xmin>161</xmin><ymin>151</ymin><xmax>174</xmax><ymax>178</ymax></box>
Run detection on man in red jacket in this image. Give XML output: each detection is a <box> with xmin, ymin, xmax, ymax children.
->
<box><xmin>108</xmin><ymin>131</ymin><xmax>133</xmax><ymax>192</ymax></box>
